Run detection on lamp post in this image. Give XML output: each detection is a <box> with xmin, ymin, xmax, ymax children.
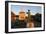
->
<box><xmin>27</xmin><ymin>10</ymin><xmax>31</xmax><ymax>22</ymax></box>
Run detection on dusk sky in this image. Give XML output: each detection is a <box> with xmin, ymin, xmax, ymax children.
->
<box><xmin>11</xmin><ymin>5</ymin><xmax>42</xmax><ymax>15</ymax></box>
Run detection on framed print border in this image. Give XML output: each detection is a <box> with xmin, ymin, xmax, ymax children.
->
<box><xmin>5</xmin><ymin>1</ymin><xmax>45</xmax><ymax>33</ymax></box>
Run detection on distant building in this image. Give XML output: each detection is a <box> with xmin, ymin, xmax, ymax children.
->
<box><xmin>11</xmin><ymin>12</ymin><xmax>16</xmax><ymax>22</ymax></box>
<box><xmin>19</xmin><ymin>10</ymin><xmax>26</xmax><ymax>20</ymax></box>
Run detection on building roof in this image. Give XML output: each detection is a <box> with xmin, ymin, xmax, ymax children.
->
<box><xmin>11</xmin><ymin>12</ymin><xmax>16</xmax><ymax>17</ymax></box>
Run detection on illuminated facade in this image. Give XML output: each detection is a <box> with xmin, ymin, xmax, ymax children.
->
<box><xmin>19</xmin><ymin>10</ymin><xmax>26</xmax><ymax>20</ymax></box>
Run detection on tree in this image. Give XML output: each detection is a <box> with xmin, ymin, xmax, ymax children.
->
<box><xmin>34</xmin><ymin>13</ymin><xmax>41</xmax><ymax>27</ymax></box>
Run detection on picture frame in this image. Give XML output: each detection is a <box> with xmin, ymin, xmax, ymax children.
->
<box><xmin>5</xmin><ymin>1</ymin><xmax>45</xmax><ymax>33</ymax></box>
